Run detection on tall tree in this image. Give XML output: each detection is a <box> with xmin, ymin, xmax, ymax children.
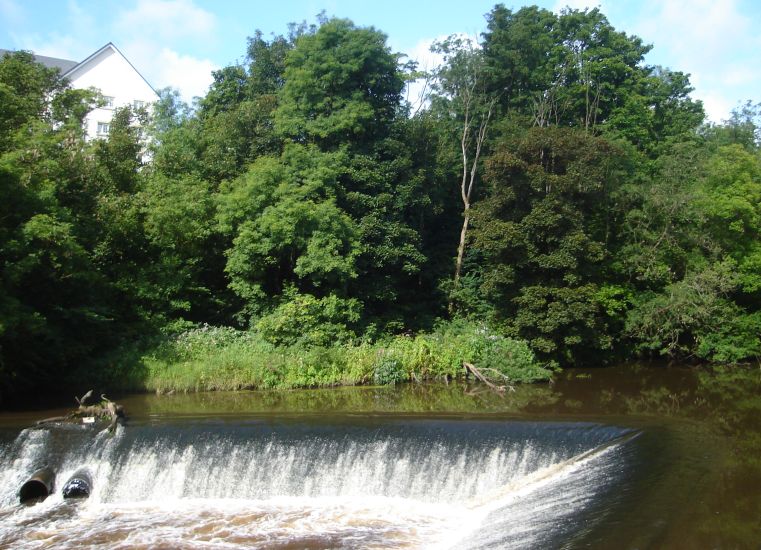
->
<box><xmin>0</xmin><ymin>52</ymin><xmax>111</xmax><ymax>398</ymax></box>
<box><xmin>275</xmin><ymin>18</ymin><xmax>403</xmax><ymax>151</ymax></box>
<box><xmin>270</xmin><ymin>18</ymin><xmax>427</xmax><ymax>330</ymax></box>
<box><xmin>430</xmin><ymin>36</ymin><xmax>498</xmax><ymax>308</ymax></box>
<box><xmin>471</xmin><ymin>127</ymin><xmax>627</xmax><ymax>366</ymax></box>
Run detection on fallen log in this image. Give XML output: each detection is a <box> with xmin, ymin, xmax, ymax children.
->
<box><xmin>35</xmin><ymin>390</ymin><xmax>124</xmax><ymax>432</ymax></box>
<box><xmin>462</xmin><ymin>362</ymin><xmax>515</xmax><ymax>395</ymax></box>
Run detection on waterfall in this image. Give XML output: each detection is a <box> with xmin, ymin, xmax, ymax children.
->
<box><xmin>0</xmin><ymin>419</ymin><xmax>638</xmax><ymax>549</ymax></box>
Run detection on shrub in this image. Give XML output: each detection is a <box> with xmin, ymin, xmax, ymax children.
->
<box><xmin>255</xmin><ymin>291</ymin><xmax>361</xmax><ymax>347</ymax></box>
<box><xmin>478</xmin><ymin>336</ymin><xmax>548</xmax><ymax>383</ymax></box>
<box><xmin>373</xmin><ymin>354</ymin><xmax>406</xmax><ymax>385</ymax></box>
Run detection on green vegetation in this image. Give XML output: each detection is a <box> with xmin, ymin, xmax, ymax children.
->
<box><xmin>1</xmin><ymin>6</ymin><xmax>760</xmax><ymax>403</ymax></box>
<box><xmin>130</xmin><ymin>321</ymin><xmax>551</xmax><ymax>393</ymax></box>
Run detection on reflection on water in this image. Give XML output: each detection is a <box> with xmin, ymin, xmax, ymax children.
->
<box><xmin>0</xmin><ymin>363</ymin><xmax>759</xmax><ymax>549</ymax></box>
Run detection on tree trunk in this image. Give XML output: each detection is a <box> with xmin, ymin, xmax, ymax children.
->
<box><xmin>453</xmin><ymin>204</ymin><xmax>470</xmax><ymax>291</ymax></box>
<box><xmin>449</xmin><ymin>97</ymin><xmax>494</xmax><ymax>314</ymax></box>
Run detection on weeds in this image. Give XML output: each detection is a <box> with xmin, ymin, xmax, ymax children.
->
<box><xmin>110</xmin><ymin>320</ymin><xmax>553</xmax><ymax>393</ymax></box>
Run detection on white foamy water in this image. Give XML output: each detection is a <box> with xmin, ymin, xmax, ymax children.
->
<box><xmin>0</xmin><ymin>420</ymin><xmax>636</xmax><ymax>549</ymax></box>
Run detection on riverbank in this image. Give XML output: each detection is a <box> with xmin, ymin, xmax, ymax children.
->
<box><xmin>95</xmin><ymin>322</ymin><xmax>553</xmax><ymax>395</ymax></box>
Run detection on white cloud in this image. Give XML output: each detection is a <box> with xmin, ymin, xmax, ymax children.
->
<box><xmin>119</xmin><ymin>39</ymin><xmax>217</xmax><ymax>103</ymax></box>
<box><xmin>632</xmin><ymin>0</ymin><xmax>760</xmax><ymax>121</ymax></box>
<box><xmin>116</xmin><ymin>0</ymin><xmax>216</xmax><ymax>42</ymax></box>
<box><xmin>636</xmin><ymin>0</ymin><xmax>748</xmax><ymax>62</ymax></box>
<box><xmin>12</xmin><ymin>32</ymin><xmax>77</xmax><ymax>59</ymax></box>
<box><xmin>112</xmin><ymin>0</ymin><xmax>218</xmax><ymax>103</ymax></box>
<box><xmin>695</xmin><ymin>91</ymin><xmax>734</xmax><ymax>123</ymax></box>
<box><xmin>405</xmin><ymin>37</ymin><xmax>445</xmax><ymax>72</ymax></box>
<box><xmin>154</xmin><ymin>48</ymin><xmax>217</xmax><ymax>103</ymax></box>
<box><xmin>722</xmin><ymin>64</ymin><xmax>758</xmax><ymax>87</ymax></box>
<box><xmin>12</xmin><ymin>0</ymin><xmax>98</xmax><ymax>61</ymax></box>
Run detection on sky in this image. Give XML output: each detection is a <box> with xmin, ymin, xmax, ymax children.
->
<box><xmin>1</xmin><ymin>0</ymin><xmax>758</xmax><ymax>122</ymax></box>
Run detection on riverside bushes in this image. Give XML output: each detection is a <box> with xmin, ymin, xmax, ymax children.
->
<box><xmin>139</xmin><ymin>321</ymin><xmax>553</xmax><ymax>393</ymax></box>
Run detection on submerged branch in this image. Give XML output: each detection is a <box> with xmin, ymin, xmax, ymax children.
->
<box><xmin>462</xmin><ymin>362</ymin><xmax>513</xmax><ymax>395</ymax></box>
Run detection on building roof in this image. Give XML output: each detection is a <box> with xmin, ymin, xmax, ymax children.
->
<box><xmin>0</xmin><ymin>48</ymin><xmax>78</xmax><ymax>73</ymax></box>
<box><xmin>1</xmin><ymin>43</ymin><xmax>157</xmax><ymax>96</ymax></box>
<box><xmin>62</xmin><ymin>42</ymin><xmax>157</xmax><ymax>96</ymax></box>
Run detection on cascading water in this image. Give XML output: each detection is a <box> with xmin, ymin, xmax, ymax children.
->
<box><xmin>0</xmin><ymin>418</ymin><xmax>639</xmax><ymax>549</ymax></box>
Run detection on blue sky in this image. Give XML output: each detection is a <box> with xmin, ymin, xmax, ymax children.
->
<box><xmin>1</xmin><ymin>0</ymin><xmax>759</xmax><ymax>121</ymax></box>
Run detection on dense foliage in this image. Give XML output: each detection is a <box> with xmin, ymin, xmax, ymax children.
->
<box><xmin>1</xmin><ymin>5</ymin><xmax>759</xmax><ymax>402</ymax></box>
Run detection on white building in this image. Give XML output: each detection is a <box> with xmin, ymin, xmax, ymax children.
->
<box><xmin>1</xmin><ymin>42</ymin><xmax>159</xmax><ymax>140</ymax></box>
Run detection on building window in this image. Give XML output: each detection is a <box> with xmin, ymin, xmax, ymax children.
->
<box><xmin>133</xmin><ymin>100</ymin><xmax>146</xmax><ymax>110</ymax></box>
<box><xmin>97</xmin><ymin>122</ymin><xmax>110</xmax><ymax>136</ymax></box>
<box><xmin>103</xmin><ymin>96</ymin><xmax>115</xmax><ymax>108</ymax></box>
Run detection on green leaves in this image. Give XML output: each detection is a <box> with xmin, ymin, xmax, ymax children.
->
<box><xmin>617</xmin><ymin>141</ymin><xmax>761</xmax><ymax>363</ymax></box>
<box><xmin>3</xmin><ymin>9</ymin><xmax>760</xmax><ymax>402</ymax></box>
<box><xmin>275</xmin><ymin>18</ymin><xmax>403</xmax><ymax>150</ymax></box>
<box><xmin>219</xmin><ymin>145</ymin><xmax>360</xmax><ymax>320</ymax></box>
<box><xmin>624</xmin><ymin>259</ymin><xmax>753</xmax><ymax>361</ymax></box>
<box><xmin>472</xmin><ymin>127</ymin><xmax>624</xmax><ymax>365</ymax></box>
<box><xmin>481</xmin><ymin>5</ymin><xmax>703</xmax><ymax>150</ymax></box>
<box><xmin>0</xmin><ymin>51</ymin><xmax>62</xmax><ymax>151</ymax></box>
<box><xmin>226</xmin><ymin>196</ymin><xmax>359</xmax><ymax>293</ymax></box>
<box><xmin>255</xmin><ymin>290</ymin><xmax>361</xmax><ymax>347</ymax></box>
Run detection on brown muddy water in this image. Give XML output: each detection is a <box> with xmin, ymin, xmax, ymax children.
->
<box><xmin>0</xmin><ymin>364</ymin><xmax>759</xmax><ymax>549</ymax></box>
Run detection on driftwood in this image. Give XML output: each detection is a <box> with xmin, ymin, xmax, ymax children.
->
<box><xmin>36</xmin><ymin>390</ymin><xmax>124</xmax><ymax>432</ymax></box>
<box><xmin>463</xmin><ymin>362</ymin><xmax>516</xmax><ymax>396</ymax></box>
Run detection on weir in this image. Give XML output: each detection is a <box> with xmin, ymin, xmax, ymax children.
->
<box><xmin>0</xmin><ymin>418</ymin><xmax>641</xmax><ymax>549</ymax></box>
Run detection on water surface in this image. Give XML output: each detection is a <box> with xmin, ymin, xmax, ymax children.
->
<box><xmin>0</xmin><ymin>364</ymin><xmax>758</xmax><ymax>549</ymax></box>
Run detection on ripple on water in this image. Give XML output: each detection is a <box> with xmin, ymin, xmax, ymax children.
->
<box><xmin>0</xmin><ymin>497</ymin><xmax>475</xmax><ymax>550</ymax></box>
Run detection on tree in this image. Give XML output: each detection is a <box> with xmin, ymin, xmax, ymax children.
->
<box><xmin>550</xmin><ymin>7</ymin><xmax>651</xmax><ymax>131</ymax></box>
<box><xmin>481</xmin><ymin>5</ymin><xmax>557</xmax><ymax>117</ymax></box>
<box><xmin>430</xmin><ymin>36</ymin><xmax>498</xmax><ymax>308</ymax></box>
<box><xmin>619</xmin><ymin>138</ymin><xmax>761</xmax><ymax>363</ymax></box>
<box><xmin>218</xmin><ymin>144</ymin><xmax>359</xmax><ymax>321</ymax></box>
<box><xmin>191</xmin><ymin>30</ymin><xmax>297</xmax><ymax>184</ymax></box>
<box><xmin>270</xmin><ymin>18</ymin><xmax>427</xmax><ymax>330</ymax></box>
<box><xmin>615</xmin><ymin>141</ymin><xmax>711</xmax><ymax>288</ymax></box>
<box><xmin>275</xmin><ymin>18</ymin><xmax>403</xmax><ymax>150</ymax></box>
<box><xmin>471</xmin><ymin>126</ymin><xmax>627</xmax><ymax>366</ymax></box>
<box><xmin>702</xmin><ymin>101</ymin><xmax>761</xmax><ymax>151</ymax></box>
<box><xmin>481</xmin><ymin>6</ymin><xmax>703</xmax><ymax>152</ymax></box>
<box><xmin>699</xmin><ymin>144</ymin><xmax>761</xmax><ymax>293</ymax></box>
<box><xmin>0</xmin><ymin>51</ymin><xmax>63</xmax><ymax>151</ymax></box>
<box><xmin>624</xmin><ymin>259</ymin><xmax>761</xmax><ymax>362</ymax></box>
<box><xmin>0</xmin><ymin>52</ymin><xmax>111</xmax><ymax>398</ymax></box>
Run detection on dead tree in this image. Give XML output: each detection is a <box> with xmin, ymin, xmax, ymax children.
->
<box><xmin>432</xmin><ymin>36</ymin><xmax>498</xmax><ymax>313</ymax></box>
<box><xmin>463</xmin><ymin>362</ymin><xmax>516</xmax><ymax>395</ymax></box>
<box><xmin>36</xmin><ymin>390</ymin><xmax>124</xmax><ymax>432</ymax></box>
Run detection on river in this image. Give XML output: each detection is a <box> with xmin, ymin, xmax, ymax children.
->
<box><xmin>0</xmin><ymin>364</ymin><xmax>758</xmax><ymax>549</ymax></box>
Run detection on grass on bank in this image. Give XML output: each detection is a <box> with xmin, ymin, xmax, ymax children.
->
<box><xmin>106</xmin><ymin>321</ymin><xmax>553</xmax><ymax>393</ymax></box>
